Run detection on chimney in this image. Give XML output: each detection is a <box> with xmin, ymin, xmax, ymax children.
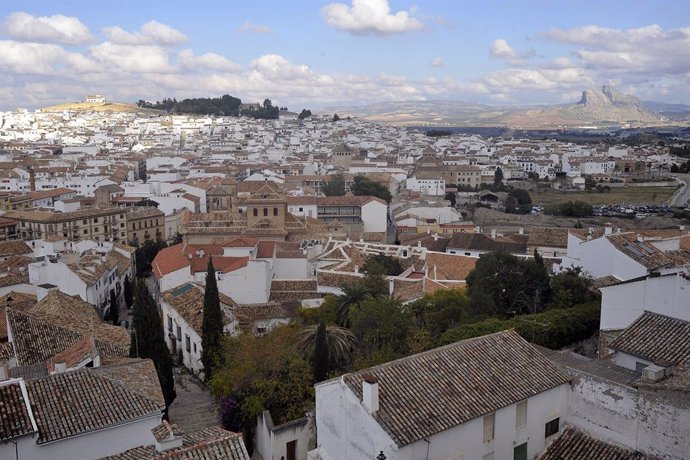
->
<box><xmin>29</xmin><ymin>166</ymin><xmax>36</xmax><ymax>192</ymax></box>
<box><xmin>491</xmin><ymin>229</ymin><xmax>497</xmax><ymax>239</ymax></box>
<box><xmin>519</xmin><ymin>227</ymin><xmax>524</xmax><ymax>235</ymax></box>
<box><xmin>0</xmin><ymin>360</ymin><xmax>8</xmax><ymax>381</ymax></box>
<box><xmin>54</xmin><ymin>361</ymin><xmax>67</xmax><ymax>374</ymax></box>
<box><xmin>604</xmin><ymin>223</ymin><xmax>613</xmax><ymax>235</ymax></box>
<box><xmin>362</xmin><ymin>374</ymin><xmax>379</xmax><ymax>413</ymax></box>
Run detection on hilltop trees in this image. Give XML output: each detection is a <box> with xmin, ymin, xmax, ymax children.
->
<box><xmin>130</xmin><ymin>279</ymin><xmax>176</xmax><ymax>410</ymax></box>
<box><xmin>298</xmin><ymin>109</ymin><xmax>312</xmax><ymax>120</ymax></box>
<box><xmin>201</xmin><ymin>259</ymin><xmax>224</xmax><ymax>381</ymax></box>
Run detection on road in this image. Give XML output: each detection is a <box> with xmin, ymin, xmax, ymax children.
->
<box><xmin>670</xmin><ymin>178</ymin><xmax>690</xmax><ymax>208</ymax></box>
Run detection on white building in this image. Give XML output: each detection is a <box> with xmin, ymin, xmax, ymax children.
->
<box><xmin>405</xmin><ymin>177</ymin><xmax>446</xmax><ymax>196</ymax></box>
<box><xmin>312</xmin><ymin>331</ymin><xmax>570</xmax><ymax>460</ymax></box>
<box><xmin>0</xmin><ymin>360</ymin><xmax>163</xmax><ymax>460</ymax></box>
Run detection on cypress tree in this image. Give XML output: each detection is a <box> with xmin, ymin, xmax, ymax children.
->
<box><xmin>130</xmin><ymin>279</ymin><xmax>176</xmax><ymax>409</ymax></box>
<box><xmin>201</xmin><ymin>259</ymin><xmax>223</xmax><ymax>381</ymax></box>
<box><xmin>312</xmin><ymin>318</ymin><xmax>329</xmax><ymax>383</ymax></box>
<box><xmin>124</xmin><ymin>275</ymin><xmax>134</xmax><ymax>310</ymax></box>
<box><xmin>109</xmin><ymin>289</ymin><xmax>119</xmax><ymax>326</ymax></box>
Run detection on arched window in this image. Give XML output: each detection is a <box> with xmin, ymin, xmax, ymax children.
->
<box><xmin>253</xmin><ymin>208</ymin><xmax>258</xmax><ymax>217</ymax></box>
<box><xmin>273</xmin><ymin>208</ymin><xmax>278</xmax><ymax>216</ymax></box>
<box><xmin>263</xmin><ymin>208</ymin><xmax>268</xmax><ymax>216</ymax></box>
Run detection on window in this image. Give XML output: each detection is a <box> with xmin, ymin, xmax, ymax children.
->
<box><xmin>83</xmin><ymin>229</ymin><xmax>88</xmax><ymax>234</ymax></box>
<box><xmin>167</xmin><ymin>316</ymin><xmax>173</xmax><ymax>332</ymax></box>
<box><xmin>263</xmin><ymin>208</ymin><xmax>268</xmax><ymax>216</ymax></box>
<box><xmin>193</xmin><ymin>343</ymin><xmax>197</xmax><ymax>353</ymax></box>
<box><xmin>516</xmin><ymin>400</ymin><xmax>527</xmax><ymax>429</ymax></box>
<box><xmin>185</xmin><ymin>335</ymin><xmax>190</xmax><ymax>352</ymax></box>
<box><xmin>253</xmin><ymin>208</ymin><xmax>258</xmax><ymax>217</ymax></box>
<box><xmin>83</xmin><ymin>219</ymin><xmax>87</xmax><ymax>224</ymax></box>
<box><xmin>177</xmin><ymin>326</ymin><xmax>182</xmax><ymax>341</ymax></box>
<box><xmin>93</xmin><ymin>218</ymin><xmax>98</xmax><ymax>223</ymax></box>
<box><xmin>545</xmin><ymin>417</ymin><xmax>559</xmax><ymax>438</ymax></box>
<box><xmin>483</xmin><ymin>413</ymin><xmax>495</xmax><ymax>443</ymax></box>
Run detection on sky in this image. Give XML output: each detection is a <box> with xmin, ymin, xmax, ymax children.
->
<box><xmin>0</xmin><ymin>0</ymin><xmax>689</xmax><ymax>109</ymax></box>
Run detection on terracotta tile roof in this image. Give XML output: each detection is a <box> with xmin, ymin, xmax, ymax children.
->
<box><xmin>527</xmin><ymin>227</ymin><xmax>569</xmax><ymax>248</ymax></box>
<box><xmin>538</xmin><ymin>426</ymin><xmax>648</xmax><ymax>459</ymax></box>
<box><xmin>0</xmin><ymin>380</ymin><xmax>36</xmax><ymax>442</ymax></box>
<box><xmin>190</xmin><ymin>255</ymin><xmax>248</xmax><ymax>275</ymax></box>
<box><xmin>152</xmin><ymin>243</ymin><xmax>190</xmax><ymax>279</ymax></box>
<box><xmin>7</xmin><ymin>308</ymin><xmax>129</xmax><ymax>367</ymax></box>
<box><xmin>151</xmin><ymin>420</ymin><xmax>184</xmax><ymax>442</ymax></box>
<box><xmin>319</xmin><ymin>194</ymin><xmax>386</xmax><ymax>206</ymax></box>
<box><xmin>425</xmin><ymin>253</ymin><xmax>477</xmax><ymax>281</ymax></box>
<box><xmin>127</xmin><ymin>206</ymin><xmax>165</xmax><ymax>220</ymax></box>
<box><xmin>26</xmin><ymin>364</ymin><xmax>163</xmax><ymax>444</ymax></box>
<box><xmin>102</xmin><ymin>426</ymin><xmax>249</xmax><ymax>460</ymax></box>
<box><xmin>537</xmin><ymin>346</ymin><xmax>640</xmax><ymax>387</ymax></box>
<box><xmin>221</xmin><ymin>236</ymin><xmax>257</xmax><ymax>248</ymax></box>
<box><xmin>161</xmin><ymin>284</ymin><xmax>235</xmax><ymax>335</ymax></box>
<box><xmin>0</xmin><ymin>240</ymin><xmax>32</xmax><ymax>257</ymax></box>
<box><xmin>93</xmin><ymin>359</ymin><xmax>166</xmax><ymax>408</ymax></box>
<box><xmin>47</xmin><ymin>336</ymin><xmax>97</xmax><ymax>372</ymax></box>
<box><xmin>0</xmin><ymin>291</ymin><xmax>36</xmax><ymax>341</ymax></box>
<box><xmin>447</xmin><ymin>233</ymin><xmax>527</xmax><ymax>254</ymax></box>
<box><xmin>609</xmin><ymin>311</ymin><xmax>690</xmax><ymax>367</ymax></box>
<box><xmin>340</xmin><ymin>330</ymin><xmax>569</xmax><ymax>447</ymax></box>
<box><xmin>256</xmin><ymin>240</ymin><xmax>276</xmax><ymax>258</ymax></box>
<box><xmin>607</xmin><ymin>233</ymin><xmax>690</xmax><ymax>270</ymax></box>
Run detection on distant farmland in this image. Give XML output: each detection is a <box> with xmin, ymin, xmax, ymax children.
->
<box><xmin>531</xmin><ymin>185</ymin><xmax>678</xmax><ymax>206</ymax></box>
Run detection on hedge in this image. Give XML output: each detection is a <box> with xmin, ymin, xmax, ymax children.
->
<box><xmin>439</xmin><ymin>301</ymin><xmax>601</xmax><ymax>350</ymax></box>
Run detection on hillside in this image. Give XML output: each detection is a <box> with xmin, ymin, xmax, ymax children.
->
<box><xmin>329</xmin><ymin>86</ymin><xmax>674</xmax><ymax>128</ymax></box>
<box><xmin>40</xmin><ymin>101</ymin><xmax>163</xmax><ymax>114</ymax></box>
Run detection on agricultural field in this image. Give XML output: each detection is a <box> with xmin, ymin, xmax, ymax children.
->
<box><xmin>530</xmin><ymin>185</ymin><xmax>678</xmax><ymax>207</ymax></box>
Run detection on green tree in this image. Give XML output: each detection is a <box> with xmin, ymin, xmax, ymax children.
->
<box><xmin>494</xmin><ymin>167</ymin><xmax>504</xmax><ymax>188</ymax></box>
<box><xmin>123</xmin><ymin>275</ymin><xmax>134</xmax><ymax>310</ymax></box>
<box><xmin>550</xmin><ymin>267</ymin><xmax>595</xmax><ymax>309</ymax></box>
<box><xmin>210</xmin><ymin>326</ymin><xmax>314</xmax><ymax>444</ymax></box>
<box><xmin>336</xmin><ymin>281</ymin><xmax>369</xmax><ymax>327</ymax></box>
<box><xmin>466</xmin><ymin>252</ymin><xmax>552</xmax><ymax>317</ymax></box>
<box><xmin>298</xmin><ymin>109</ymin><xmax>312</xmax><ymax>120</ymax></box>
<box><xmin>130</xmin><ymin>279</ymin><xmax>176</xmax><ymax>409</ymax></box>
<box><xmin>445</xmin><ymin>191</ymin><xmax>457</xmax><ymax>207</ymax></box>
<box><xmin>202</xmin><ymin>259</ymin><xmax>224</xmax><ymax>381</ymax></box>
<box><xmin>403</xmin><ymin>288</ymin><xmax>472</xmax><ymax>344</ymax></box>
<box><xmin>350</xmin><ymin>297</ymin><xmax>409</xmax><ymax>367</ymax></box>
<box><xmin>299</xmin><ymin>317</ymin><xmax>356</xmax><ymax>381</ymax></box>
<box><xmin>351</xmin><ymin>175</ymin><xmax>392</xmax><ymax>203</ymax></box>
<box><xmin>109</xmin><ymin>289</ymin><xmax>119</xmax><ymax>326</ymax></box>
<box><xmin>362</xmin><ymin>254</ymin><xmax>404</xmax><ymax>276</ymax></box>
<box><xmin>322</xmin><ymin>174</ymin><xmax>346</xmax><ymax>196</ymax></box>
<box><xmin>311</xmin><ymin>319</ymin><xmax>329</xmax><ymax>382</ymax></box>
<box><xmin>332</xmin><ymin>113</ymin><xmax>340</xmax><ymax>122</ymax></box>
<box><xmin>671</xmin><ymin>163</ymin><xmax>679</xmax><ymax>173</ymax></box>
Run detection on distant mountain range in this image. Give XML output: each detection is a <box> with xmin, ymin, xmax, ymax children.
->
<box><xmin>327</xmin><ymin>85</ymin><xmax>690</xmax><ymax>128</ymax></box>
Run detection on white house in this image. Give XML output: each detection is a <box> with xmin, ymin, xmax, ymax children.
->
<box><xmin>312</xmin><ymin>331</ymin><xmax>570</xmax><ymax>460</ymax></box>
<box><xmin>28</xmin><ymin>242</ymin><xmax>133</xmax><ymax>317</ymax></box>
<box><xmin>599</xmin><ymin>270</ymin><xmax>690</xmax><ymax>332</ymax></box>
<box><xmin>560</xmin><ymin>228</ymin><xmax>690</xmax><ymax>281</ymax></box>
<box><xmin>160</xmin><ymin>283</ymin><xmax>237</xmax><ymax>376</ymax></box>
<box><xmin>405</xmin><ymin>177</ymin><xmax>446</xmax><ymax>196</ymax></box>
<box><xmin>0</xmin><ymin>360</ymin><xmax>163</xmax><ymax>460</ymax></box>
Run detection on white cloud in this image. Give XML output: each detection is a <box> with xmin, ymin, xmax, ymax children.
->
<box><xmin>3</xmin><ymin>12</ymin><xmax>92</xmax><ymax>45</ymax></box>
<box><xmin>89</xmin><ymin>42</ymin><xmax>175</xmax><ymax>73</ymax></box>
<box><xmin>484</xmin><ymin>67</ymin><xmax>594</xmax><ymax>92</ymax></box>
<box><xmin>0</xmin><ymin>40</ymin><xmax>97</xmax><ymax>74</ymax></box>
<box><xmin>544</xmin><ymin>24</ymin><xmax>690</xmax><ymax>75</ymax></box>
<box><xmin>430</xmin><ymin>57</ymin><xmax>443</xmax><ymax>67</ymax></box>
<box><xmin>178</xmin><ymin>49</ymin><xmax>240</xmax><ymax>72</ymax></box>
<box><xmin>489</xmin><ymin>39</ymin><xmax>535</xmax><ymax>64</ymax></box>
<box><xmin>102</xmin><ymin>20</ymin><xmax>187</xmax><ymax>45</ymax></box>
<box><xmin>490</xmin><ymin>39</ymin><xmax>517</xmax><ymax>59</ymax></box>
<box><xmin>321</xmin><ymin>0</ymin><xmax>423</xmax><ymax>35</ymax></box>
<box><xmin>237</xmin><ymin>21</ymin><xmax>272</xmax><ymax>34</ymax></box>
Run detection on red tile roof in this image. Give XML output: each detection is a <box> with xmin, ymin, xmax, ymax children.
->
<box><xmin>256</xmin><ymin>240</ymin><xmax>276</xmax><ymax>259</ymax></box>
<box><xmin>221</xmin><ymin>236</ymin><xmax>258</xmax><ymax>248</ymax></box>
<box><xmin>153</xmin><ymin>243</ymin><xmax>249</xmax><ymax>279</ymax></box>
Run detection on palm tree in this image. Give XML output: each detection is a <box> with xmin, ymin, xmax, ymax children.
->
<box><xmin>335</xmin><ymin>281</ymin><xmax>368</xmax><ymax>327</ymax></box>
<box><xmin>298</xmin><ymin>322</ymin><xmax>357</xmax><ymax>373</ymax></box>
